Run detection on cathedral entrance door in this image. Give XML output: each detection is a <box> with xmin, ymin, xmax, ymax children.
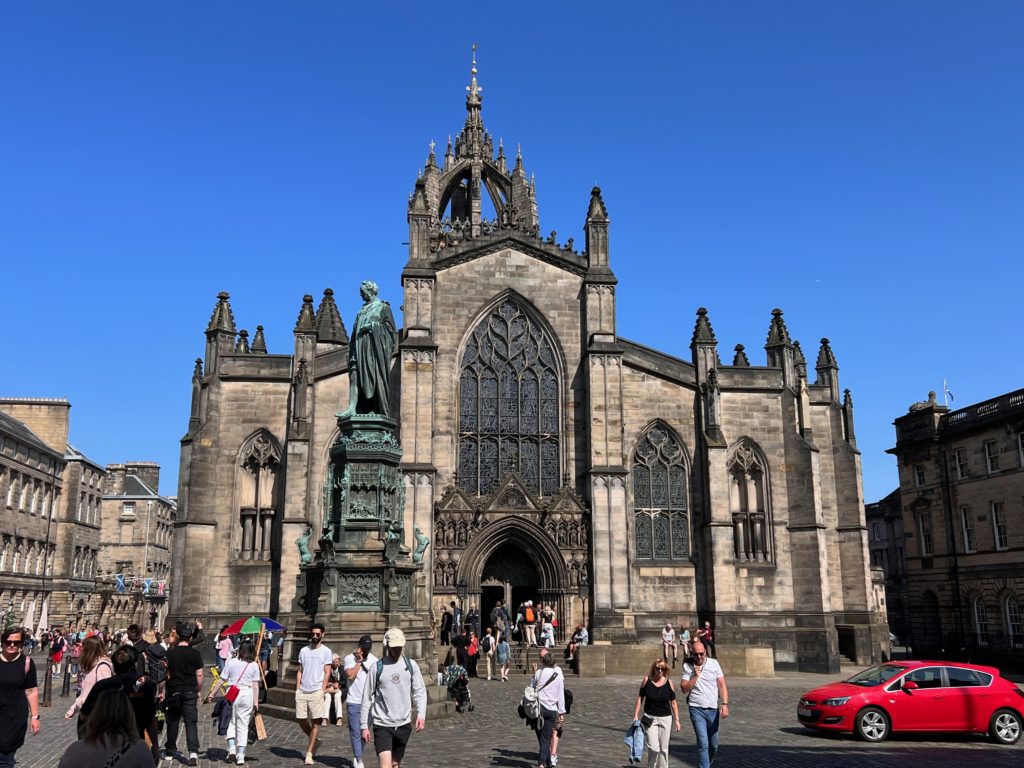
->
<box><xmin>480</xmin><ymin>542</ymin><xmax>539</xmax><ymax>643</ymax></box>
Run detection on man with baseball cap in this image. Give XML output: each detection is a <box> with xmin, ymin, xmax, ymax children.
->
<box><xmin>343</xmin><ymin>635</ymin><xmax>377</xmax><ymax>768</ymax></box>
<box><xmin>360</xmin><ymin>628</ymin><xmax>426</xmax><ymax>768</ymax></box>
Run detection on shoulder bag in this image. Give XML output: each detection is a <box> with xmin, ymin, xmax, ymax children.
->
<box><xmin>225</xmin><ymin>662</ymin><xmax>253</xmax><ymax>704</ymax></box>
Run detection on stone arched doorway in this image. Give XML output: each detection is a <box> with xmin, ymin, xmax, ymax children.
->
<box><xmin>479</xmin><ymin>542</ymin><xmax>539</xmax><ymax>629</ymax></box>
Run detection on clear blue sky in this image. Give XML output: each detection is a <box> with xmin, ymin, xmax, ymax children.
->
<box><xmin>1</xmin><ymin>2</ymin><xmax>1021</xmax><ymax>500</ymax></box>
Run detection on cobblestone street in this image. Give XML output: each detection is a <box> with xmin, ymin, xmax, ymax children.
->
<box><xmin>14</xmin><ymin>669</ymin><xmax>1023</xmax><ymax>767</ymax></box>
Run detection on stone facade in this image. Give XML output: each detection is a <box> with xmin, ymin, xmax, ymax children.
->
<box><xmin>888</xmin><ymin>389</ymin><xmax>1024</xmax><ymax>665</ymax></box>
<box><xmin>172</xmin><ymin>58</ymin><xmax>884</xmax><ymax>672</ymax></box>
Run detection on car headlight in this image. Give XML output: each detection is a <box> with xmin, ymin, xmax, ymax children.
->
<box><xmin>821</xmin><ymin>697</ymin><xmax>851</xmax><ymax>707</ymax></box>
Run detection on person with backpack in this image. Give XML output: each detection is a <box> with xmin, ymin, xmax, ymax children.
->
<box><xmin>65</xmin><ymin>636</ymin><xmax>115</xmax><ymax>738</ymax></box>
<box><xmin>481</xmin><ymin>628</ymin><xmax>497</xmax><ymax>681</ymax></box>
<box><xmin>360</xmin><ymin>627</ymin><xmax>426</xmax><ymax>768</ymax></box>
<box><xmin>0</xmin><ymin>626</ymin><xmax>41</xmax><ymax>766</ymax></box>
<box><xmin>529</xmin><ymin>649</ymin><xmax>566</xmax><ymax>768</ymax></box>
<box><xmin>78</xmin><ymin>645</ymin><xmax>158</xmax><ymax>765</ymax></box>
<box><xmin>141</xmin><ymin>629</ymin><xmax>167</xmax><ymax>697</ymax></box>
<box><xmin>523</xmin><ymin>602</ymin><xmax>537</xmax><ymax>647</ymax></box>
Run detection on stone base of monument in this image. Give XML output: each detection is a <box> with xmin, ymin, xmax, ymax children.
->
<box><xmin>263</xmin><ymin>409</ymin><xmax>456</xmax><ymax>720</ymax></box>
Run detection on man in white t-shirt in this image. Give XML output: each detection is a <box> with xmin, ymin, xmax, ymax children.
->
<box><xmin>343</xmin><ymin>635</ymin><xmax>377</xmax><ymax>768</ymax></box>
<box><xmin>296</xmin><ymin>622</ymin><xmax>332</xmax><ymax>766</ymax></box>
<box><xmin>679</xmin><ymin>640</ymin><xmax>729</xmax><ymax>768</ymax></box>
<box><xmin>662</xmin><ymin>623</ymin><xmax>677</xmax><ymax>667</ymax></box>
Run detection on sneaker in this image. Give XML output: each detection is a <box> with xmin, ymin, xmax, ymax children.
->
<box><xmin>227</xmin><ymin>752</ymin><xmax>236</xmax><ymax>761</ymax></box>
<box><xmin>353</xmin><ymin>761</ymin><xmax>364</xmax><ymax>768</ymax></box>
<box><xmin>189</xmin><ymin>755</ymin><xmax>199</xmax><ymax>767</ymax></box>
<box><xmin>236</xmin><ymin>757</ymin><xmax>245</xmax><ymax>765</ymax></box>
<box><xmin>304</xmin><ymin>753</ymin><xmax>315</xmax><ymax>765</ymax></box>
<box><xmin>550</xmin><ymin>756</ymin><xmax>559</xmax><ymax>767</ymax></box>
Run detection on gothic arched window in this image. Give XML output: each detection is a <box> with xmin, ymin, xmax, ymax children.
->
<box><xmin>237</xmin><ymin>430</ymin><xmax>281</xmax><ymax>561</ymax></box>
<box><xmin>458</xmin><ymin>298</ymin><xmax>560</xmax><ymax>497</ymax></box>
<box><xmin>727</xmin><ymin>439</ymin><xmax>773</xmax><ymax>563</ymax></box>
<box><xmin>632</xmin><ymin>425</ymin><xmax>689</xmax><ymax>561</ymax></box>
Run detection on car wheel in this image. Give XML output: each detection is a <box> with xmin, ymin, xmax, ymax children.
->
<box><xmin>989</xmin><ymin>708</ymin><xmax>1022</xmax><ymax>745</ymax></box>
<box><xmin>854</xmin><ymin>706</ymin><xmax>890</xmax><ymax>742</ymax></box>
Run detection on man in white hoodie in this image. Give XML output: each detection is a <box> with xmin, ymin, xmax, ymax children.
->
<box><xmin>360</xmin><ymin>628</ymin><xmax>426</xmax><ymax>768</ymax></box>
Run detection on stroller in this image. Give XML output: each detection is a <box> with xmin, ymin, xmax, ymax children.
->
<box><xmin>444</xmin><ymin>663</ymin><xmax>474</xmax><ymax>713</ymax></box>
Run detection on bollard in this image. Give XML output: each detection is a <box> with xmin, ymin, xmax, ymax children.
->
<box><xmin>61</xmin><ymin>661</ymin><xmax>72</xmax><ymax>697</ymax></box>
<box><xmin>41</xmin><ymin>659</ymin><xmax>53</xmax><ymax>707</ymax></box>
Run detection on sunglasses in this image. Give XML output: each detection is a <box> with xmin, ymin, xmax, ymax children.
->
<box><xmin>694</xmin><ymin>652</ymin><xmax>707</xmax><ymax>657</ymax></box>
<box><xmin>3</xmin><ymin>640</ymin><xmax>24</xmax><ymax>647</ymax></box>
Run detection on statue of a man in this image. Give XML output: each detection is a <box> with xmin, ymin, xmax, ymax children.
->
<box><xmin>345</xmin><ymin>280</ymin><xmax>396</xmax><ymax>417</ymax></box>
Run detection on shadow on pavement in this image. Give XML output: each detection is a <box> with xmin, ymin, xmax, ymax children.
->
<box><xmin>488</xmin><ymin>747</ymin><xmax>538</xmax><ymax>767</ymax></box>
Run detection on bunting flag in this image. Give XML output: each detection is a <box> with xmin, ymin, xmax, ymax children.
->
<box><xmin>157</xmin><ymin>581</ymin><xmax>166</xmax><ymax>595</ymax></box>
<box><xmin>143</xmin><ymin>578</ymin><xmax>153</xmax><ymax>595</ymax></box>
<box><xmin>115</xmin><ymin>573</ymin><xmax>126</xmax><ymax>593</ymax></box>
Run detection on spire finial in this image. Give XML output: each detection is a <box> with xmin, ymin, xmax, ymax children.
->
<box><xmin>467</xmin><ymin>43</ymin><xmax>482</xmax><ymax>100</ymax></box>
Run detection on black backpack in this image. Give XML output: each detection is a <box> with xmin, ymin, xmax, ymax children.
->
<box><xmin>145</xmin><ymin>645</ymin><xmax>168</xmax><ymax>683</ymax></box>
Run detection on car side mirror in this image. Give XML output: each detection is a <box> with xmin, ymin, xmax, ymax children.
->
<box><xmin>902</xmin><ymin>680</ymin><xmax>918</xmax><ymax>691</ymax></box>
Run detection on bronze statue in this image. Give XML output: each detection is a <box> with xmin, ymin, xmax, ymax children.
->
<box><xmin>413</xmin><ymin>525</ymin><xmax>430</xmax><ymax>563</ymax></box>
<box><xmin>296</xmin><ymin>524</ymin><xmax>314</xmax><ymax>565</ymax></box>
<box><xmin>345</xmin><ymin>280</ymin><xmax>396</xmax><ymax>417</ymax></box>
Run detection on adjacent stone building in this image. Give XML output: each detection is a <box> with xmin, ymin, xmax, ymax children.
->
<box><xmin>172</xmin><ymin>58</ymin><xmax>885</xmax><ymax>671</ymax></box>
<box><xmin>888</xmin><ymin>389</ymin><xmax>1024</xmax><ymax>663</ymax></box>
<box><xmin>96</xmin><ymin>462</ymin><xmax>176</xmax><ymax>629</ymax></box>
<box><xmin>865</xmin><ymin>489</ymin><xmax>908</xmax><ymax>642</ymax></box>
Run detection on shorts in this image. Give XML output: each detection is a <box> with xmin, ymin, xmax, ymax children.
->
<box><xmin>373</xmin><ymin>723</ymin><xmax>413</xmax><ymax>761</ymax></box>
<box><xmin>295</xmin><ymin>689</ymin><xmax>327</xmax><ymax>720</ymax></box>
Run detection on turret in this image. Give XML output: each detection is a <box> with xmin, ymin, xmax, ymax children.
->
<box><xmin>584</xmin><ymin>187</ymin><xmax>610</xmax><ymax>270</ymax></box>
<box><xmin>690</xmin><ymin>307</ymin><xmax>719</xmax><ymax>382</ymax></box>
<box><xmin>204</xmin><ymin>291</ymin><xmax>236</xmax><ymax>375</ymax></box>
<box><xmin>251</xmin><ymin>325</ymin><xmax>268</xmax><ymax>354</ymax></box>
<box><xmin>315</xmin><ymin>289</ymin><xmax>348</xmax><ymax>345</ymax></box>
<box><xmin>732</xmin><ymin>344</ymin><xmax>750</xmax><ymax>367</ymax></box>
<box><xmin>815</xmin><ymin>338</ymin><xmax>840</xmax><ymax>402</ymax></box>
<box><xmin>764</xmin><ymin>308</ymin><xmax>796</xmax><ymax>388</ymax></box>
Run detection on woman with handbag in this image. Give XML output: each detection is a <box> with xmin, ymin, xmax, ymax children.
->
<box><xmin>631</xmin><ymin>659</ymin><xmax>680</xmax><ymax>768</ymax></box>
<box><xmin>208</xmin><ymin>641</ymin><xmax>261</xmax><ymax>765</ymax></box>
<box><xmin>65</xmin><ymin>636</ymin><xmax>114</xmax><ymax>738</ymax></box>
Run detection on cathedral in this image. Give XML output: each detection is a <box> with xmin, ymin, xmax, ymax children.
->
<box><xmin>171</xmin><ymin>56</ymin><xmax>885</xmax><ymax>672</ymax></box>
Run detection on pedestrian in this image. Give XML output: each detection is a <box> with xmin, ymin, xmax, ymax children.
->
<box><xmin>439</xmin><ymin>607</ymin><xmax>452</xmax><ymax>646</ymax></box>
<box><xmin>343</xmin><ymin>634</ymin><xmax>377</xmax><ymax>768</ymax></box>
<box><xmin>295</xmin><ymin>622</ymin><xmax>332</xmax><ymax>765</ymax></box>
<box><xmin>79</xmin><ymin>645</ymin><xmax>159</xmax><ymax>765</ymax></box>
<box><xmin>141</xmin><ymin>629</ymin><xmax>167</xmax><ymax>699</ymax></box>
<box><xmin>323</xmin><ymin>654</ymin><xmax>344</xmax><ymax>726</ymax></box>
<box><xmin>540</xmin><ymin>615</ymin><xmax>555</xmax><ymax>649</ymax></box>
<box><xmin>66</xmin><ymin>635</ymin><xmax>114</xmax><ymax>737</ymax></box>
<box><xmin>68</xmin><ymin>637</ymin><xmax>82</xmax><ymax>679</ymax></box>
<box><xmin>662</xmin><ymin>624</ymin><xmax>678</xmax><ymax>667</ymax></box>
<box><xmin>633</xmin><ymin>659</ymin><xmax>681</xmax><ymax>768</ymax></box>
<box><xmin>208</xmin><ymin>641</ymin><xmax>261</xmax><ymax>765</ymax></box>
<box><xmin>164</xmin><ymin>620</ymin><xmax>204</xmax><ymax>766</ymax></box>
<box><xmin>215</xmin><ymin>625</ymin><xmax>232</xmax><ymax>674</ymax></box>
<box><xmin>50</xmin><ymin>628</ymin><xmax>66</xmax><ymax>676</ymax></box>
<box><xmin>523</xmin><ymin>602</ymin><xmax>537</xmax><ymax>647</ymax></box>
<box><xmin>360</xmin><ymin>627</ymin><xmax>426</xmax><ymax>768</ymax></box>
<box><xmin>679</xmin><ymin>640</ymin><xmax>729</xmax><ymax>768</ymax></box>
<box><xmin>450</xmin><ymin>601</ymin><xmax>462</xmax><ymax>635</ymax></box>
<box><xmin>57</xmin><ymin>689</ymin><xmax>153</xmax><ymax>768</ymax></box>
<box><xmin>482</xmin><ymin>628</ymin><xmax>496</xmax><ymax>680</ymax></box>
<box><xmin>496</xmin><ymin>633</ymin><xmax>510</xmax><ymax>682</ymax></box>
<box><xmin>467</xmin><ymin>631</ymin><xmax>480</xmax><ymax>678</ymax></box>
<box><xmin>0</xmin><ymin>627</ymin><xmax>41</xmax><ymax>766</ymax></box>
<box><xmin>467</xmin><ymin>604</ymin><xmax>480</xmax><ymax>638</ymax></box>
<box><xmin>530</xmin><ymin>648</ymin><xmax>566</xmax><ymax>768</ymax></box>
<box><xmin>259</xmin><ymin>632</ymin><xmax>273</xmax><ymax>673</ymax></box>
<box><xmin>696</xmin><ymin>621</ymin><xmax>715</xmax><ymax>658</ymax></box>
<box><xmin>451</xmin><ymin>627</ymin><xmax>469</xmax><ymax>669</ymax></box>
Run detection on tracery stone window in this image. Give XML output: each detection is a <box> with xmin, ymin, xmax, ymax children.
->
<box><xmin>632</xmin><ymin>425</ymin><xmax>689</xmax><ymax>561</ymax></box>
<box><xmin>727</xmin><ymin>439</ymin><xmax>773</xmax><ymax>562</ymax></box>
<box><xmin>237</xmin><ymin>430</ymin><xmax>281</xmax><ymax>561</ymax></box>
<box><xmin>458</xmin><ymin>298</ymin><xmax>560</xmax><ymax>497</ymax></box>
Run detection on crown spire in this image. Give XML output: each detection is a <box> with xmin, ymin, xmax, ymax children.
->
<box><xmin>467</xmin><ymin>43</ymin><xmax>482</xmax><ymax>102</ymax></box>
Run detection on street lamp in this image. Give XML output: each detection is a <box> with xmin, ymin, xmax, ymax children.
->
<box><xmin>456</xmin><ymin>578</ymin><xmax>468</xmax><ymax>608</ymax></box>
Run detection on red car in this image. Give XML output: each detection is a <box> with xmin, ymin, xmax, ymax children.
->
<box><xmin>798</xmin><ymin>660</ymin><xmax>1023</xmax><ymax>744</ymax></box>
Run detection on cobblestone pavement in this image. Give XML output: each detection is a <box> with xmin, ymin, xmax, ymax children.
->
<box><xmin>15</xmin><ymin>670</ymin><xmax>1023</xmax><ymax>767</ymax></box>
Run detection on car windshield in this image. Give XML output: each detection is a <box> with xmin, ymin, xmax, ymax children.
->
<box><xmin>845</xmin><ymin>663</ymin><xmax>907</xmax><ymax>686</ymax></box>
